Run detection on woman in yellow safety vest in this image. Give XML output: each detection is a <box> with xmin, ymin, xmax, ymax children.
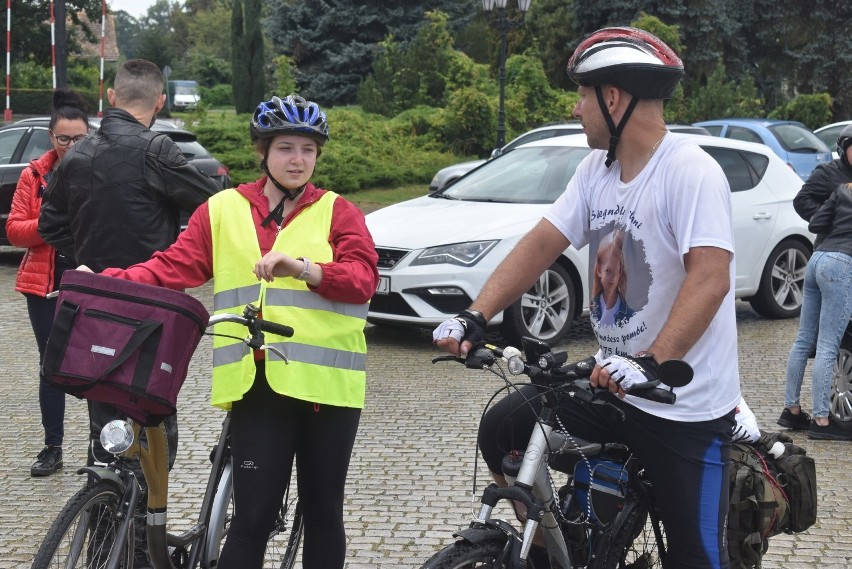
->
<box><xmin>96</xmin><ymin>95</ymin><xmax>379</xmax><ymax>568</ymax></box>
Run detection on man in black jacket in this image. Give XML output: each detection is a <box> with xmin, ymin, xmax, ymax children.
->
<box><xmin>39</xmin><ymin>59</ymin><xmax>219</xmax><ymax>568</ymax></box>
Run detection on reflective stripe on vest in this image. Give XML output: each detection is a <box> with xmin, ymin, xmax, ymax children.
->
<box><xmin>208</xmin><ymin>189</ymin><xmax>367</xmax><ymax>410</ymax></box>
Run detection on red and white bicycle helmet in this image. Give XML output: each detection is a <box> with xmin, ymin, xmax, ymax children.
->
<box><xmin>567</xmin><ymin>27</ymin><xmax>683</xmax><ymax>100</ymax></box>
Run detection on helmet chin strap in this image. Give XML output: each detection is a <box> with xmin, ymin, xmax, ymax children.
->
<box><xmin>595</xmin><ymin>85</ymin><xmax>639</xmax><ymax>168</ymax></box>
<box><xmin>259</xmin><ymin>145</ymin><xmax>306</xmax><ymax>228</ymax></box>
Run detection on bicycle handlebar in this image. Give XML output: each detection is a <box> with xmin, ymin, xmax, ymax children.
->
<box><xmin>437</xmin><ymin>337</ymin><xmax>688</xmax><ymax>406</ymax></box>
<box><xmin>207</xmin><ymin>310</ymin><xmax>295</xmax><ymax>337</ymax></box>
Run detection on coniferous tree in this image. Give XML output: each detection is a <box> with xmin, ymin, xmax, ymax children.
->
<box><xmin>265</xmin><ymin>0</ymin><xmax>478</xmax><ymax>106</ymax></box>
<box><xmin>231</xmin><ymin>0</ymin><xmax>265</xmax><ymax>113</ymax></box>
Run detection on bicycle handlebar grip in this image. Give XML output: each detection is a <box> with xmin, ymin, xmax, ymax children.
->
<box><xmin>629</xmin><ymin>387</ymin><xmax>676</xmax><ymax>405</ymax></box>
<box><xmin>255</xmin><ymin>318</ymin><xmax>295</xmax><ymax>338</ymax></box>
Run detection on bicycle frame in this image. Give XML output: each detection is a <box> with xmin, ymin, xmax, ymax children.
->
<box><xmin>470</xmin><ymin>408</ymin><xmax>588</xmax><ymax>569</ymax></box>
<box><xmin>140</xmin><ymin>415</ymin><xmax>234</xmax><ymax>569</ymax></box>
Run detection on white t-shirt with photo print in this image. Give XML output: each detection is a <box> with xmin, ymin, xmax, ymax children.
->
<box><xmin>544</xmin><ymin>134</ymin><xmax>741</xmax><ymax>422</ymax></box>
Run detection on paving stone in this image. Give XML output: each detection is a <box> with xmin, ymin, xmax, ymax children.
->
<box><xmin>0</xmin><ymin>247</ymin><xmax>849</xmax><ymax>568</ymax></box>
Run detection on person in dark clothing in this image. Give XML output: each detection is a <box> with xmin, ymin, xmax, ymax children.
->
<box><xmin>779</xmin><ymin>126</ymin><xmax>852</xmax><ymax>440</ymax></box>
<box><xmin>38</xmin><ymin>59</ymin><xmax>219</xmax><ymax>567</ymax></box>
<box><xmin>792</xmin><ymin>124</ymin><xmax>852</xmax><ymax>247</ymax></box>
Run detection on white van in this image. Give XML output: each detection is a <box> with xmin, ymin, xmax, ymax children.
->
<box><xmin>168</xmin><ymin>80</ymin><xmax>201</xmax><ymax>111</ymax></box>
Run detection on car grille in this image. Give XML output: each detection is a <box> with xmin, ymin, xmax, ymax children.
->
<box><xmin>369</xmin><ymin>287</ymin><xmax>472</xmax><ymax>317</ymax></box>
<box><xmin>375</xmin><ymin>247</ymin><xmax>410</xmax><ymax>270</ymax></box>
<box><xmin>369</xmin><ymin>292</ymin><xmax>418</xmax><ymax>316</ymax></box>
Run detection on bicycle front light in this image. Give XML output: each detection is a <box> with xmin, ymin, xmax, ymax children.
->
<box><xmin>507</xmin><ymin>355</ymin><xmax>526</xmax><ymax>376</ymax></box>
<box><xmin>100</xmin><ymin>420</ymin><xmax>135</xmax><ymax>455</ymax></box>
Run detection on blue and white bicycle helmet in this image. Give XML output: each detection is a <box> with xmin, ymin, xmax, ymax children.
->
<box><xmin>250</xmin><ymin>95</ymin><xmax>329</xmax><ymax>145</ymax></box>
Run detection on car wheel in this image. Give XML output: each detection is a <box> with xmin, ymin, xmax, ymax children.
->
<box><xmin>748</xmin><ymin>240</ymin><xmax>810</xmax><ymax>319</ymax></box>
<box><xmin>830</xmin><ymin>329</ymin><xmax>852</xmax><ymax>423</ymax></box>
<box><xmin>501</xmin><ymin>262</ymin><xmax>575</xmax><ymax>346</ymax></box>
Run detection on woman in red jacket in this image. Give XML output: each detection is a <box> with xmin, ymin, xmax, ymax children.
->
<box><xmin>6</xmin><ymin>89</ymin><xmax>89</xmax><ymax>476</ymax></box>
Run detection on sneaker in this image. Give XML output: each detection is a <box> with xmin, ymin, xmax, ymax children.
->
<box><xmin>777</xmin><ymin>408</ymin><xmax>812</xmax><ymax>431</ymax></box>
<box><xmin>31</xmin><ymin>445</ymin><xmax>63</xmax><ymax>477</ymax></box>
<box><xmin>807</xmin><ymin>416</ymin><xmax>852</xmax><ymax>441</ymax></box>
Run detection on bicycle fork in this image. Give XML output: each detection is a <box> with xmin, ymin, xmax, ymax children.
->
<box><xmin>473</xmin><ymin>419</ymin><xmax>573</xmax><ymax>569</ymax></box>
<box><xmin>77</xmin><ymin>465</ymin><xmax>141</xmax><ymax>569</ymax></box>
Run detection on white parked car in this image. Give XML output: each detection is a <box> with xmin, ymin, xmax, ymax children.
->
<box><xmin>367</xmin><ymin>134</ymin><xmax>815</xmax><ymax>344</ymax></box>
<box><xmin>429</xmin><ymin>123</ymin><xmax>712</xmax><ymax>192</ymax></box>
<box><xmin>814</xmin><ymin>120</ymin><xmax>852</xmax><ymax>160</ymax></box>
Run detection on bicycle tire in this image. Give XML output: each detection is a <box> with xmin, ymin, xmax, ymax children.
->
<box><xmin>595</xmin><ymin>493</ymin><xmax>664</xmax><ymax>569</ymax></box>
<box><xmin>419</xmin><ymin>538</ymin><xmax>552</xmax><ymax>569</ymax></box>
<box><xmin>31</xmin><ymin>481</ymin><xmax>134</xmax><ymax>569</ymax></box>
<box><xmin>206</xmin><ymin>461</ymin><xmax>304</xmax><ymax>569</ymax></box>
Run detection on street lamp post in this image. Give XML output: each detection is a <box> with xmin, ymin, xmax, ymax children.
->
<box><xmin>481</xmin><ymin>0</ymin><xmax>531</xmax><ymax>148</ymax></box>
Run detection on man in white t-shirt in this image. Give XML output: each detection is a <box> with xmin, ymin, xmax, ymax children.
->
<box><xmin>434</xmin><ymin>27</ymin><xmax>740</xmax><ymax>568</ymax></box>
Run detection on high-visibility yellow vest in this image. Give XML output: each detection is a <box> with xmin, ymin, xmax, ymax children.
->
<box><xmin>208</xmin><ymin>189</ymin><xmax>368</xmax><ymax>410</ymax></box>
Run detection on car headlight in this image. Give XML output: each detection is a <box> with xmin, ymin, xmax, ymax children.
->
<box><xmin>409</xmin><ymin>240</ymin><xmax>499</xmax><ymax>267</ymax></box>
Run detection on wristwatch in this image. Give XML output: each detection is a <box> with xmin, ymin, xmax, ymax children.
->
<box><xmin>634</xmin><ymin>351</ymin><xmax>656</xmax><ymax>361</ymax></box>
<box><xmin>294</xmin><ymin>257</ymin><xmax>311</xmax><ymax>281</ymax></box>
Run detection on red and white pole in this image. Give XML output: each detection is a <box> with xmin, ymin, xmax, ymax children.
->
<box><xmin>4</xmin><ymin>0</ymin><xmax>11</xmax><ymax>122</ymax></box>
<box><xmin>97</xmin><ymin>0</ymin><xmax>105</xmax><ymax>116</ymax></box>
<box><xmin>50</xmin><ymin>1</ymin><xmax>56</xmax><ymax>89</ymax></box>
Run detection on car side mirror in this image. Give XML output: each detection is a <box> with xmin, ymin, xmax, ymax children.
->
<box><xmin>490</xmin><ymin>148</ymin><xmax>502</xmax><ymax>159</ymax></box>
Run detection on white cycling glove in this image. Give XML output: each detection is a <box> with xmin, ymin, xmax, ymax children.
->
<box><xmin>732</xmin><ymin>397</ymin><xmax>761</xmax><ymax>443</ymax></box>
<box><xmin>600</xmin><ymin>353</ymin><xmax>659</xmax><ymax>392</ymax></box>
<box><xmin>432</xmin><ymin>318</ymin><xmax>466</xmax><ymax>343</ymax></box>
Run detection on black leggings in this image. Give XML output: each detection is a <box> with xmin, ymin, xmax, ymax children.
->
<box><xmin>218</xmin><ymin>365</ymin><xmax>361</xmax><ymax>569</ymax></box>
<box><xmin>478</xmin><ymin>385</ymin><xmax>735</xmax><ymax>569</ymax></box>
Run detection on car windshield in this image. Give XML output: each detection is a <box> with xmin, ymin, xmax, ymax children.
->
<box><xmin>434</xmin><ymin>145</ymin><xmax>592</xmax><ymax>204</ymax></box>
<box><xmin>768</xmin><ymin>124</ymin><xmax>830</xmax><ymax>153</ymax></box>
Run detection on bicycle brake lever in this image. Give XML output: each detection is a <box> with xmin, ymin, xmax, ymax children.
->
<box><xmin>588</xmin><ymin>389</ymin><xmax>627</xmax><ymax>421</ymax></box>
<box><xmin>432</xmin><ymin>355</ymin><xmax>464</xmax><ymax>364</ymax></box>
<box><xmin>263</xmin><ymin>344</ymin><xmax>289</xmax><ymax>363</ymax></box>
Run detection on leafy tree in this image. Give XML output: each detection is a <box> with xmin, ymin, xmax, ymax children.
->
<box><xmin>231</xmin><ymin>0</ymin><xmax>264</xmax><ymax>112</ymax></box>
<box><xmin>769</xmin><ymin>94</ymin><xmax>832</xmax><ymax>131</ymax></box>
<box><xmin>358</xmin><ymin>11</ymin><xmax>458</xmax><ymax>116</ymax></box>
<box><xmin>265</xmin><ymin>0</ymin><xmax>479</xmax><ymax>106</ymax></box>
<box><xmin>3</xmin><ymin>1</ymin><xmax>104</xmax><ymax>64</ymax></box>
<box><xmin>524</xmin><ymin>0</ymin><xmax>577</xmax><ymax>91</ymax></box>
<box><xmin>180</xmin><ymin>2</ymin><xmax>233</xmax><ymax>85</ymax></box>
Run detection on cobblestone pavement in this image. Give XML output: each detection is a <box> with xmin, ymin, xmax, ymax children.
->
<box><xmin>0</xmin><ymin>246</ymin><xmax>849</xmax><ymax>568</ymax></box>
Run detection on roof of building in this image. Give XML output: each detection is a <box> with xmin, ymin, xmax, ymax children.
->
<box><xmin>72</xmin><ymin>11</ymin><xmax>120</xmax><ymax>61</ymax></box>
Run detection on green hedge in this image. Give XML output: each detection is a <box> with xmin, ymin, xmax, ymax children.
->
<box><xmin>192</xmin><ymin>107</ymin><xmax>467</xmax><ymax>193</ymax></box>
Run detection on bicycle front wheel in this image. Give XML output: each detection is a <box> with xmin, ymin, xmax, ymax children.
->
<box><xmin>596</xmin><ymin>494</ymin><xmax>665</xmax><ymax>569</ymax></box>
<box><xmin>31</xmin><ymin>481</ymin><xmax>134</xmax><ymax>569</ymax></box>
<box><xmin>421</xmin><ymin>539</ymin><xmax>520</xmax><ymax>569</ymax></box>
<box><xmin>207</xmin><ymin>461</ymin><xmax>304</xmax><ymax>569</ymax></box>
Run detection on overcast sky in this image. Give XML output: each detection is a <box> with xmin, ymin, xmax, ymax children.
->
<box><xmin>108</xmin><ymin>0</ymin><xmax>156</xmax><ymax>20</ymax></box>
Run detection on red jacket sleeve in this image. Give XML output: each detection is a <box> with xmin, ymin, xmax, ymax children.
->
<box><xmin>312</xmin><ymin>196</ymin><xmax>379</xmax><ymax>304</ymax></box>
<box><xmin>6</xmin><ymin>166</ymin><xmax>46</xmax><ymax>249</ymax></box>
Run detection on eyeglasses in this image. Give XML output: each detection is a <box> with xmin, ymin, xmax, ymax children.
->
<box><xmin>50</xmin><ymin>130</ymin><xmax>87</xmax><ymax>146</ymax></box>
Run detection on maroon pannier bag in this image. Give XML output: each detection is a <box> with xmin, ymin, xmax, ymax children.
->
<box><xmin>41</xmin><ymin>270</ymin><xmax>210</xmax><ymax>426</ymax></box>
